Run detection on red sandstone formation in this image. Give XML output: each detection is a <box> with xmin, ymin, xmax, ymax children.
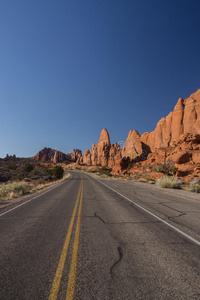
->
<box><xmin>31</xmin><ymin>147</ymin><xmax>82</xmax><ymax>163</ymax></box>
<box><xmin>83</xmin><ymin>129</ymin><xmax>122</xmax><ymax>170</ymax></box>
<box><xmin>141</xmin><ymin>89</ymin><xmax>200</xmax><ymax>151</ymax></box>
<box><xmin>81</xmin><ymin>89</ymin><xmax>200</xmax><ymax>179</ymax></box>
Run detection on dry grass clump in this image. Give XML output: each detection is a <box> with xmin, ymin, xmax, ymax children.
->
<box><xmin>0</xmin><ymin>182</ymin><xmax>29</xmax><ymax>200</ymax></box>
<box><xmin>0</xmin><ymin>173</ymin><xmax>70</xmax><ymax>201</ymax></box>
<box><xmin>187</xmin><ymin>179</ymin><xmax>200</xmax><ymax>193</ymax></box>
<box><xmin>156</xmin><ymin>176</ymin><xmax>182</xmax><ymax>189</ymax></box>
<box><xmin>31</xmin><ymin>173</ymin><xmax>70</xmax><ymax>192</ymax></box>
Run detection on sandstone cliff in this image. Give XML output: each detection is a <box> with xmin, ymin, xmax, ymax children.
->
<box><xmin>141</xmin><ymin>89</ymin><xmax>200</xmax><ymax>151</ymax></box>
<box><xmin>82</xmin><ymin>89</ymin><xmax>200</xmax><ymax>178</ymax></box>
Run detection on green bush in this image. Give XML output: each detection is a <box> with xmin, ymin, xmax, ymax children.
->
<box><xmin>8</xmin><ymin>163</ymin><xmax>18</xmax><ymax>170</ymax></box>
<box><xmin>44</xmin><ymin>168</ymin><xmax>53</xmax><ymax>176</ymax></box>
<box><xmin>153</xmin><ymin>161</ymin><xmax>178</xmax><ymax>175</ymax></box>
<box><xmin>171</xmin><ymin>166</ymin><xmax>178</xmax><ymax>175</ymax></box>
<box><xmin>98</xmin><ymin>166</ymin><xmax>112</xmax><ymax>177</ymax></box>
<box><xmin>52</xmin><ymin>165</ymin><xmax>64</xmax><ymax>179</ymax></box>
<box><xmin>17</xmin><ymin>172</ymin><xmax>25</xmax><ymax>180</ymax></box>
<box><xmin>156</xmin><ymin>176</ymin><xmax>182</xmax><ymax>189</ymax></box>
<box><xmin>24</xmin><ymin>163</ymin><xmax>34</xmax><ymax>173</ymax></box>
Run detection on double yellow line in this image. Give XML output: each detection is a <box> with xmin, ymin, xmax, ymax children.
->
<box><xmin>49</xmin><ymin>178</ymin><xmax>83</xmax><ymax>300</ymax></box>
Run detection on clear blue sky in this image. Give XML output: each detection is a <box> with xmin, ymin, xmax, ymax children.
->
<box><xmin>0</xmin><ymin>0</ymin><xmax>200</xmax><ymax>158</ymax></box>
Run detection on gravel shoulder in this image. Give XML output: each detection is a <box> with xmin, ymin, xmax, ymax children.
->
<box><xmin>86</xmin><ymin>172</ymin><xmax>200</xmax><ymax>202</ymax></box>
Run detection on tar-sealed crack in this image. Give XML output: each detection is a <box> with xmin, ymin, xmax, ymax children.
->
<box><xmin>168</xmin><ymin>213</ymin><xmax>186</xmax><ymax>220</ymax></box>
<box><xmin>94</xmin><ymin>212</ymin><xmax>106</xmax><ymax>224</ymax></box>
<box><xmin>160</xmin><ymin>203</ymin><xmax>184</xmax><ymax>214</ymax></box>
<box><xmin>110</xmin><ymin>247</ymin><xmax>123</xmax><ymax>279</ymax></box>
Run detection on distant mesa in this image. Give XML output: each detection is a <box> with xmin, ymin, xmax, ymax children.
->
<box><xmin>31</xmin><ymin>147</ymin><xmax>82</xmax><ymax>163</ymax></box>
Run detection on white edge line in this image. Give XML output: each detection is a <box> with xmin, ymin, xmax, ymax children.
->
<box><xmin>0</xmin><ymin>175</ymin><xmax>71</xmax><ymax>217</ymax></box>
<box><xmin>88</xmin><ymin>174</ymin><xmax>200</xmax><ymax>247</ymax></box>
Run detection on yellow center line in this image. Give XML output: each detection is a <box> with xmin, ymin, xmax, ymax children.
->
<box><xmin>48</xmin><ymin>178</ymin><xmax>82</xmax><ymax>300</ymax></box>
<box><xmin>66</xmin><ymin>180</ymin><xmax>83</xmax><ymax>300</ymax></box>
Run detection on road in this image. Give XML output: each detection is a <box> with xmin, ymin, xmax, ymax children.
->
<box><xmin>0</xmin><ymin>171</ymin><xmax>200</xmax><ymax>299</ymax></box>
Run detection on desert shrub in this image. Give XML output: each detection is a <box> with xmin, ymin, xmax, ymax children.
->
<box><xmin>38</xmin><ymin>178</ymin><xmax>45</xmax><ymax>184</ymax></box>
<box><xmin>52</xmin><ymin>165</ymin><xmax>64</xmax><ymax>179</ymax></box>
<box><xmin>8</xmin><ymin>163</ymin><xmax>18</xmax><ymax>170</ymax></box>
<box><xmin>24</xmin><ymin>163</ymin><xmax>34</xmax><ymax>173</ymax></box>
<box><xmin>44</xmin><ymin>168</ymin><xmax>53</xmax><ymax>176</ymax></box>
<box><xmin>16</xmin><ymin>172</ymin><xmax>25</xmax><ymax>180</ymax></box>
<box><xmin>153</xmin><ymin>160</ymin><xmax>178</xmax><ymax>175</ymax></box>
<box><xmin>31</xmin><ymin>169</ymin><xmax>40</xmax><ymax>176</ymax></box>
<box><xmin>0</xmin><ymin>182</ymin><xmax>29</xmax><ymax>199</ymax></box>
<box><xmin>187</xmin><ymin>183</ymin><xmax>200</xmax><ymax>193</ymax></box>
<box><xmin>156</xmin><ymin>176</ymin><xmax>182</xmax><ymax>189</ymax></box>
<box><xmin>171</xmin><ymin>166</ymin><xmax>178</xmax><ymax>175</ymax></box>
<box><xmin>187</xmin><ymin>179</ymin><xmax>200</xmax><ymax>193</ymax></box>
<box><xmin>98</xmin><ymin>166</ymin><xmax>112</xmax><ymax>177</ymax></box>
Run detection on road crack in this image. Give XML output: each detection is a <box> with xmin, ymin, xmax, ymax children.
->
<box><xmin>168</xmin><ymin>213</ymin><xmax>186</xmax><ymax>221</ymax></box>
<box><xmin>110</xmin><ymin>247</ymin><xmax>123</xmax><ymax>279</ymax></box>
<box><xmin>94</xmin><ymin>212</ymin><xmax>106</xmax><ymax>224</ymax></box>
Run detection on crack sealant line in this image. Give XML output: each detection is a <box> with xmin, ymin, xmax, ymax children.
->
<box><xmin>89</xmin><ymin>175</ymin><xmax>200</xmax><ymax>247</ymax></box>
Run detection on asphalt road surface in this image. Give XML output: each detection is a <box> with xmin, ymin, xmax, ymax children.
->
<box><xmin>0</xmin><ymin>171</ymin><xmax>200</xmax><ymax>299</ymax></box>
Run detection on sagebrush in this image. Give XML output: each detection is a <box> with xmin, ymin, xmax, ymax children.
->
<box><xmin>156</xmin><ymin>176</ymin><xmax>182</xmax><ymax>189</ymax></box>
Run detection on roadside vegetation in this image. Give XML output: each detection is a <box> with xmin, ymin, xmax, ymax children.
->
<box><xmin>0</xmin><ymin>159</ymin><xmax>65</xmax><ymax>183</ymax></box>
<box><xmin>156</xmin><ymin>176</ymin><xmax>182</xmax><ymax>189</ymax></box>
<box><xmin>186</xmin><ymin>179</ymin><xmax>200</xmax><ymax>193</ymax></box>
<box><xmin>88</xmin><ymin>166</ymin><xmax>112</xmax><ymax>178</ymax></box>
<box><xmin>0</xmin><ymin>172</ymin><xmax>69</xmax><ymax>202</ymax></box>
<box><xmin>71</xmin><ymin>161</ymin><xmax>200</xmax><ymax>193</ymax></box>
<box><xmin>0</xmin><ymin>160</ymin><xmax>67</xmax><ymax>202</ymax></box>
<box><xmin>152</xmin><ymin>160</ymin><xmax>178</xmax><ymax>176</ymax></box>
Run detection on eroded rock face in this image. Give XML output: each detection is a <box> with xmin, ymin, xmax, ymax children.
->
<box><xmin>122</xmin><ymin>130</ymin><xmax>143</xmax><ymax>159</ymax></box>
<box><xmin>141</xmin><ymin>89</ymin><xmax>200</xmax><ymax>151</ymax></box>
<box><xmin>98</xmin><ymin>128</ymin><xmax>111</xmax><ymax>148</ymax></box>
<box><xmin>83</xmin><ymin>128</ymin><xmax>148</xmax><ymax>171</ymax></box>
<box><xmin>83</xmin><ymin>129</ymin><xmax>123</xmax><ymax>168</ymax></box>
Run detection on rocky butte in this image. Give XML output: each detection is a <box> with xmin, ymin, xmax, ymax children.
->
<box><xmin>31</xmin><ymin>147</ymin><xmax>82</xmax><ymax>164</ymax></box>
<box><xmin>79</xmin><ymin>88</ymin><xmax>200</xmax><ymax>179</ymax></box>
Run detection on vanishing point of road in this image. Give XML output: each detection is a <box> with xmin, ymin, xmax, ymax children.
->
<box><xmin>0</xmin><ymin>171</ymin><xmax>200</xmax><ymax>299</ymax></box>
